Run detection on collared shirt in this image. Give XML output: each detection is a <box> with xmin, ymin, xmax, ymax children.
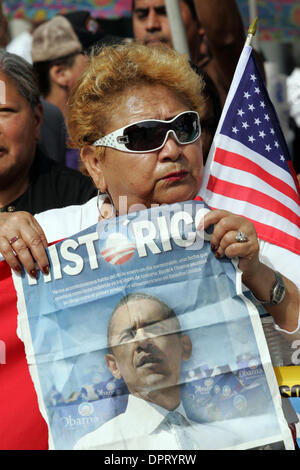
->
<box><xmin>73</xmin><ymin>394</ymin><xmax>250</xmax><ymax>450</ymax></box>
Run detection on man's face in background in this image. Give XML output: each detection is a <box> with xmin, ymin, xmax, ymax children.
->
<box><xmin>132</xmin><ymin>0</ymin><xmax>201</xmax><ymax>64</ymax></box>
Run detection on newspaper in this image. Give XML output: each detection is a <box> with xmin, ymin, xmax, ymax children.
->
<box><xmin>13</xmin><ymin>201</ymin><xmax>294</xmax><ymax>450</ymax></box>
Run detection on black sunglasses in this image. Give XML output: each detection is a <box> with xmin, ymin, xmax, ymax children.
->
<box><xmin>92</xmin><ymin>111</ymin><xmax>201</xmax><ymax>153</ymax></box>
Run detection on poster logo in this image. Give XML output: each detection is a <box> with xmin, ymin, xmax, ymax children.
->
<box><xmin>78</xmin><ymin>402</ymin><xmax>94</xmax><ymax>417</ymax></box>
<box><xmin>101</xmin><ymin>233</ymin><xmax>136</xmax><ymax>265</ymax></box>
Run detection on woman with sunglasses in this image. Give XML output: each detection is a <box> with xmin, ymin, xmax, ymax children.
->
<box><xmin>0</xmin><ymin>41</ymin><xmax>299</xmax><ymax>450</ymax></box>
<box><xmin>1</xmin><ymin>41</ymin><xmax>299</xmax><ymax>333</ymax></box>
<box><xmin>0</xmin><ymin>43</ymin><xmax>300</xmax><ymax>449</ymax></box>
<box><xmin>71</xmin><ymin>43</ymin><xmax>298</xmax><ymax>337</ymax></box>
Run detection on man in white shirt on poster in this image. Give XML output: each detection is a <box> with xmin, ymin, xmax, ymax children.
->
<box><xmin>74</xmin><ymin>292</ymin><xmax>280</xmax><ymax>450</ymax></box>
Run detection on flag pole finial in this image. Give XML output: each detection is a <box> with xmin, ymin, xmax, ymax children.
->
<box><xmin>246</xmin><ymin>17</ymin><xmax>258</xmax><ymax>46</ymax></box>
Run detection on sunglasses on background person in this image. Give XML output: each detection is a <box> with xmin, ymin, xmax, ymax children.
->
<box><xmin>92</xmin><ymin>111</ymin><xmax>201</xmax><ymax>153</ymax></box>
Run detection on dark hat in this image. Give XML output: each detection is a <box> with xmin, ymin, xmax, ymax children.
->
<box><xmin>63</xmin><ymin>11</ymin><xmax>105</xmax><ymax>51</ymax></box>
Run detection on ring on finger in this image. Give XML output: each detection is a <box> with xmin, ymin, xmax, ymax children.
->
<box><xmin>9</xmin><ymin>235</ymin><xmax>20</xmax><ymax>245</ymax></box>
<box><xmin>235</xmin><ymin>230</ymin><xmax>248</xmax><ymax>243</ymax></box>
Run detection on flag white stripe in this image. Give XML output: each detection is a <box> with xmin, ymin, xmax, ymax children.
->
<box><xmin>206</xmin><ymin>191</ymin><xmax>299</xmax><ymax>236</ymax></box>
<box><xmin>201</xmin><ymin>46</ymin><xmax>253</xmax><ymax>192</ymax></box>
<box><xmin>215</xmin><ymin>135</ymin><xmax>298</xmax><ymax>189</ymax></box>
<box><xmin>210</xmin><ymin>162</ymin><xmax>300</xmax><ymax>215</ymax></box>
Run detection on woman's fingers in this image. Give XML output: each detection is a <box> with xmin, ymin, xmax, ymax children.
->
<box><xmin>204</xmin><ymin>210</ymin><xmax>254</xmax><ymax>248</ymax></box>
<box><xmin>11</xmin><ymin>231</ymin><xmax>49</xmax><ymax>276</ymax></box>
<box><xmin>0</xmin><ymin>236</ymin><xmax>23</xmax><ymax>273</ymax></box>
<box><xmin>202</xmin><ymin>209</ymin><xmax>260</xmax><ymax>275</ymax></box>
<box><xmin>0</xmin><ymin>212</ymin><xmax>49</xmax><ymax>276</ymax></box>
<box><xmin>215</xmin><ymin>229</ymin><xmax>256</xmax><ymax>258</ymax></box>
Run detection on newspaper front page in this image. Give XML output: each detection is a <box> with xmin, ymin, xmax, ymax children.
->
<box><xmin>13</xmin><ymin>201</ymin><xmax>294</xmax><ymax>450</ymax></box>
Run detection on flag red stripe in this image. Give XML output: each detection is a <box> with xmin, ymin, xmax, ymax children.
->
<box><xmin>288</xmin><ymin>160</ymin><xmax>300</xmax><ymax>197</ymax></box>
<box><xmin>249</xmin><ymin>219</ymin><xmax>300</xmax><ymax>253</ymax></box>
<box><xmin>210</xmin><ymin>206</ymin><xmax>300</xmax><ymax>255</ymax></box>
<box><xmin>0</xmin><ymin>239</ymin><xmax>64</xmax><ymax>449</ymax></box>
<box><xmin>214</xmin><ymin>147</ymin><xmax>300</xmax><ymax>205</ymax></box>
<box><xmin>207</xmin><ymin>175</ymin><xmax>300</xmax><ymax>228</ymax></box>
<box><xmin>0</xmin><ymin>261</ymin><xmax>48</xmax><ymax>449</ymax></box>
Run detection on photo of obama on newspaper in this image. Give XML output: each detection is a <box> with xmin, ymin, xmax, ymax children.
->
<box><xmin>14</xmin><ymin>201</ymin><xmax>293</xmax><ymax>450</ymax></box>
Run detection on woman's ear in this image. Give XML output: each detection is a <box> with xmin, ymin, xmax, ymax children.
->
<box><xmin>81</xmin><ymin>146</ymin><xmax>107</xmax><ymax>192</ymax></box>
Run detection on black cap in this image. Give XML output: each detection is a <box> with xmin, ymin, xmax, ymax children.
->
<box><xmin>63</xmin><ymin>11</ymin><xmax>104</xmax><ymax>50</ymax></box>
<box><xmin>63</xmin><ymin>10</ymin><xmax>126</xmax><ymax>54</ymax></box>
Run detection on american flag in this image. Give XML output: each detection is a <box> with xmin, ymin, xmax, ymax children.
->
<box><xmin>200</xmin><ymin>44</ymin><xmax>300</xmax><ymax>256</ymax></box>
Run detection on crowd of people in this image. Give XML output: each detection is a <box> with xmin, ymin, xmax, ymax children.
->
<box><xmin>0</xmin><ymin>0</ymin><xmax>299</xmax><ymax>451</ymax></box>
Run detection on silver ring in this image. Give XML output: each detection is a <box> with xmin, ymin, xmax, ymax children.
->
<box><xmin>9</xmin><ymin>235</ymin><xmax>20</xmax><ymax>245</ymax></box>
<box><xmin>235</xmin><ymin>230</ymin><xmax>248</xmax><ymax>243</ymax></box>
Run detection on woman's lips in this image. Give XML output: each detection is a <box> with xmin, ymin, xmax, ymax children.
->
<box><xmin>161</xmin><ymin>170</ymin><xmax>188</xmax><ymax>182</ymax></box>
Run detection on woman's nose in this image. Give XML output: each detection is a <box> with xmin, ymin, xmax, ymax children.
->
<box><xmin>157</xmin><ymin>132</ymin><xmax>182</xmax><ymax>161</ymax></box>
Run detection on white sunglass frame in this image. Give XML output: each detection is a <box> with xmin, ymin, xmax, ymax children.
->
<box><xmin>92</xmin><ymin>111</ymin><xmax>201</xmax><ymax>153</ymax></box>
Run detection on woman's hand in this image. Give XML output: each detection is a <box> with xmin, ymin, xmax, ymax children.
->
<box><xmin>203</xmin><ymin>209</ymin><xmax>260</xmax><ymax>280</ymax></box>
<box><xmin>202</xmin><ymin>209</ymin><xmax>300</xmax><ymax>333</ymax></box>
<box><xmin>0</xmin><ymin>212</ymin><xmax>49</xmax><ymax>277</ymax></box>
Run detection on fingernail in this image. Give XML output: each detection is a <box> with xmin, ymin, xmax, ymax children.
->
<box><xmin>13</xmin><ymin>266</ymin><xmax>21</xmax><ymax>273</ymax></box>
<box><xmin>42</xmin><ymin>265</ymin><xmax>50</xmax><ymax>275</ymax></box>
<box><xmin>214</xmin><ymin>251</ymin><xmax>221</xmax><ymax>259</ymax></box>
<box><xmin>30</xmin><ymin>268</ymin><xmax>37</xmax><ymax>278</ymax></box>
<box><xmin>211</xmin><ymin>244</ymin><xmax>217</xmax><ymax>252</ymax></box>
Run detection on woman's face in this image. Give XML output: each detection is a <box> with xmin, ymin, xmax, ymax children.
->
<box><xmin>84</xmin><ymin>84</ymin><xmax>204</xmax><ymax>213</ymax></box>
<box><xmin>0</xmin><ymin>71</ymin><xmax>42</xmax><ymax>191</ymax></box>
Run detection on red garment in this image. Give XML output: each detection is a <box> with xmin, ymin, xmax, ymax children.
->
<box><xmin>0</xmin><ymin>198</ymin><xmax>97</xmax><ymax>450</ymax></box>
<box><xmin>0</xmin><ymin>261</ymin><xmax>48</xmax><ymax>450</ymax></box>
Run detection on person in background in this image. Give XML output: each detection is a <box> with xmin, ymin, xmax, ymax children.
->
<box><xmin>32</xmin><ymin>15</ymin><xmax>88</xmax><ymax>170</ymax></box>
<box><xmin>62</xmin><ymin>10</ymin><xmax>116</xmax><ymax>54</ymax></box>
<box><xmin>0</xmin><ymin>3</ymin><xmax>69</xmax><ymax>165</ymax></box>
<box><xmin>0</xmin><ymin>49</ymin><xmax>96</xmax><ymax>274</ymax></box>
<box><xmin>131</xmin><ymin>0</ymin><xmax>246</xmax><ymax>107</ymax></box>
<box><xmin>131</xmin><ymin>0</ymin><xmax>246</xmax><ymax>161</ymax></box>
